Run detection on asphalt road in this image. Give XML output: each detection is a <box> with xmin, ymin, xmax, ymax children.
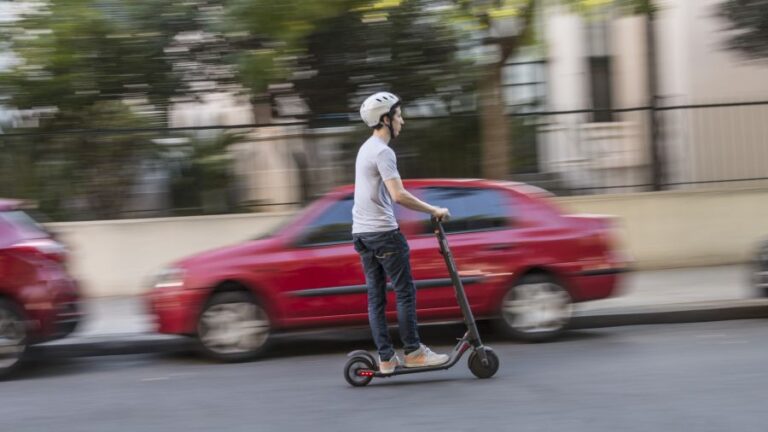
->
<box><xmin>4</xmin><ymin>320</ymin><xmax>768</xmax><ymax>432</ymax></box>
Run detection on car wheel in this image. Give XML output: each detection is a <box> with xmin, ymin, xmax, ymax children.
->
<box><xmin>0</xmin><ymin>299</ymin><xmax>27</xmax><ymax>379</ymax></box>
<box><xmin>495</xmin><ymin>274</ymin><xmax>572</xmax><ymax>342</ymax></box>
<box><xmin>196</xmin><ymin>291</ymin><xmax>271</xmax><ymax>362</ymax></box>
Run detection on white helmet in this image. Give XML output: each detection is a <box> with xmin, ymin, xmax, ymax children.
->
<box><xmin>359</xmin><ymin>92</ymin><xmax>400</xmax><ymax>128</ymax></box>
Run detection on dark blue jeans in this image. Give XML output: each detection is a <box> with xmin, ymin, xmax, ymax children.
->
<box><xmin>352</xmin><ymin>229</ymin><xmax>421</xmax><ymax>361</ymax></box>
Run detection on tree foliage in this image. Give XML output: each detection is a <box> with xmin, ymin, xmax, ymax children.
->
<box><xmin>292</xmin><ymin>0</ymin><xmax>477</xmax><ymax>121</ymax></box>
<box><xmin>0</xmin><ymin>0</ymin><xmax>241</xmax><ymax>219</ymax></box>
<box><xmin>718</xmin><ymin>0</ymin><xmax>768</xmax><ymax>60</ymax></box>
<box><xmin>0</xmin><ymin>0</ymin><xmax>663</xmax><ymax>219</ymax></box>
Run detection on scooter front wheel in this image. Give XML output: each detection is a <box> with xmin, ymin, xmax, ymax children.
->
<box><xmin>344</xmin><ymin>356</ymin><xmax>374</xmax><ymax>387</ymax></box>
<box><xmin>468</xmin><ymin>348</ymin><xmax>499</xmax><ymax>379</ymax></box>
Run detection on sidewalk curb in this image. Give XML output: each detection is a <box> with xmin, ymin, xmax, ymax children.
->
<box><xmin>33</xmin><ymin>334</ymin><xmax>193</xmax><ymax>358</ymax></box>
<box><xmin>33</xmin><ymin>299</ymin><xmax>768</xmax><ymax>358</ymax></box>
<box><xmin>571</xmin><ymin>299</ymin><xmax>768</xmax><ymax>329</ymax></box>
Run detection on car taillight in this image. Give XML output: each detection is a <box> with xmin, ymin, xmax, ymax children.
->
<box><xmin>9</xmin><ymin>239</ymin><xmax>68</xmax><ymax>263</ymax></box>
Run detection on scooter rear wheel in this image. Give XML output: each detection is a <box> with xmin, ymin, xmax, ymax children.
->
<box><xmin>468</xmin><ymin>348</ymin><xmax>499</xmax><ymax>379</ymax></box>
<box><xmin>344</xmin><ymin>356</ymin><xmax>374</xmax><ymax>387</ymax></box>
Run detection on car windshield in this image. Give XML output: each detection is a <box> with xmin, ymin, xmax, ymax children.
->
<box><xmin>252</xmin><ymin>213</ymin><xmax>300</xmax><ymax>240</ymax></box>
<box><xmin>250</xmin><ymin>199</ymin><xmax>321</xmax><ymax>240</ymax></box>
<box><xmin>0</xmin><ymin>210</ymin><xmax>50</xmax><ymax>239</ymax></box>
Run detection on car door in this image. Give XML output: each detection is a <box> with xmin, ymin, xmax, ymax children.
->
<box><xmin>278</xmin><ymin>193</ymin><xmax>419</xmax><ymax>327</ymax></box>
<box><xmin>407</xmin><ymin>186</ymin><xmax>524</xmax><ymax>320</ymax></box>
<box><xmin>278</xmin><ymin>194</ymin><xmax>368</xmax><ymax>326</ymax></box>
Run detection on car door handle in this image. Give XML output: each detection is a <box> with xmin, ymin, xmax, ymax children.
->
<box><xmin>484</xmin><ymin>243</ymin><xmax>516</xmax><ymax>251</ymax></box>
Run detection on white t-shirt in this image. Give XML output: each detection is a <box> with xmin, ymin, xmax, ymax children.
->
<box><xmin>352</xmin><ymin>135</ymin><xmax>400</xmax><ymax>234</ymax></box>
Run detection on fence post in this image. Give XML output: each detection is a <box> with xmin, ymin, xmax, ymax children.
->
<box><xmin>646</xmin><ymin>8</ymin><xmax>664</xmax><ymax>191</ymax></box>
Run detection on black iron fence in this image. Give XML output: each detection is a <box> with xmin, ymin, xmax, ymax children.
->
<box><xmin>508</xmin><ymin>99</ymin><xmax>768</xmax><ymax>195</ymax></box>
<box><xmin>0</xmin><ymin>116</ymin><xmax>482</xmax><ymax>221</ymax></box>
<box><xmin>2</xmin><ymin>99</ymin><xmax>767</xmax><ymax>221</ymax></box>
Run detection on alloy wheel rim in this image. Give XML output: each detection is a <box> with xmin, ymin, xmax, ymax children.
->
<box><xmin>199</xmin><ymin>302</ymin><xmax>270</xmax><ymax>355</ymax></box>
<box><xmin>0</xmin><ymin>309</ymin><xmax>25</xmax><ymax>369</ymax></box>
<box><xmin>502</xmin><ymin>282</ymin><xmax>572</xmax><ymax>333</ymax></box>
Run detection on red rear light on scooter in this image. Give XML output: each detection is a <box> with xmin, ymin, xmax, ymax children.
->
<box><xmin>9</xmin><ymin>239</ymin><xmax>68</xmax><ymax>263</ymax></box>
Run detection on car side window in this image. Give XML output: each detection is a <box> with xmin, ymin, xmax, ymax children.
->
<box><xmin>299</xmin><ymin>195</ymin><xmax>354</xmax><ymax>246</ymax></box>
<box><xmin>0</xmin><ymin>210</ymin><xmax>50</xmax><ymax>239</ymax></box>
<box><xmin>417</xmin><ymin>187</ymin><xmax>511</xmax><ymax>234</ymax></box>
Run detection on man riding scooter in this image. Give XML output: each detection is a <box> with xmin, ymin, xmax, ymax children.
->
<box><xmin>351</xmin><ymin>92</ymin><xmax>451</xmax><ymax>374</ymax></box>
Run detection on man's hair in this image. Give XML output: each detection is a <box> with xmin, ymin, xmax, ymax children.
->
<box><xmin>373</xmin><ymin>102</ymin><xmax>401</xmax><ymax>130</ymax></box>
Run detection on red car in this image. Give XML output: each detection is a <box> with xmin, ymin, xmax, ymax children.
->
<box><xmin>0</xmin><ymin>199</ymin><xmax>82</xmax><ymax>376</ymax></box>
<box><xmin>148</xmin><ymin>179</ymin><xmax>628</xmax><ymax>361</ymax></box>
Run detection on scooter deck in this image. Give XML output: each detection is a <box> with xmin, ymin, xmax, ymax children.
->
<box><xmin>374</xmin><ymin>363</ymin><xmax>454</xmax><ymax>377</ymax></box>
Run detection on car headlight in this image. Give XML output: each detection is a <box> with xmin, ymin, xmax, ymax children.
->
<box><xmin>152</xmin><ymin>267</ymin><xmax>186</xmax><ymax>289</ymax></box>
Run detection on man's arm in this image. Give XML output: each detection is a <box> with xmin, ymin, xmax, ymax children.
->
<box><xmin>385</xmin><ymin>177</ymin><xmax>450</xmax><ymax>220</ymax></box>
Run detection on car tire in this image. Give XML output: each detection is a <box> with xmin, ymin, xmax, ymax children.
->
<box><xmin>0</xmin><ymin>299</ymin><xmax>28</xmax><ymax>379</ymax></box>
<box><xmin>494</xmin><ymin>273</ymin><xmax>572</xmax><ymax>342</ymax></box>
<box><xmin>196</xmin><ymin>291</ymin><xmax>271</xmax><ymax>362</ymax></box>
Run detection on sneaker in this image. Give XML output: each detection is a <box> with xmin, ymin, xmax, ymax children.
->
<box><xmin>404</xmin><ymin>344</ymin><xmax>449</xmax><ymax>368</ymax></box>
<box><xmin>378</xmin><ymin>354</ymin><xmax>401</xmax><ymax>374</ymax></box>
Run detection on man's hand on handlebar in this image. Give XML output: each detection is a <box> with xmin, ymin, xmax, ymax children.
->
<box><xmin>431</xmin><ymin>207</ymin><xmax>451</xmax><ymax>222</ymax></box>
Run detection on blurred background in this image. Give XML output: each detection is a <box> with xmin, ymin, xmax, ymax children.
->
<box><xmin>2</xmin><ymin>2</ymin><xmax>768</xmax><ymax>429</ymax></box>
<box><xmin>1</xmin><ymin>0</ymin><xmax>766</xmax><ymax>222</ymax></box>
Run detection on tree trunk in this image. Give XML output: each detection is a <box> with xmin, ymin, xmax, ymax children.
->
<box><xmin>479</xmin><ymin>65</ymin><xmax>510</xmax><ymax>180</ymax></box>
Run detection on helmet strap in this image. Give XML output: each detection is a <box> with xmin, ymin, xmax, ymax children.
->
<box><xmin>381</xmin><ymin>113</ymin><xmax>396</xmax><ymax>143</ymax></box>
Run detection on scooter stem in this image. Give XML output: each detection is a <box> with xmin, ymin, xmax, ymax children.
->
<box><xmin>432</xmin><ymin>218</ymin><xmax>488</xmax><ymax>365</ymax></box>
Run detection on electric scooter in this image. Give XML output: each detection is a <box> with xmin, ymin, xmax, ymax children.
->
<box><xmin>344</xmin><ymin>218</ymin><xmax>500</xmax><ymax>386</ymax></box>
